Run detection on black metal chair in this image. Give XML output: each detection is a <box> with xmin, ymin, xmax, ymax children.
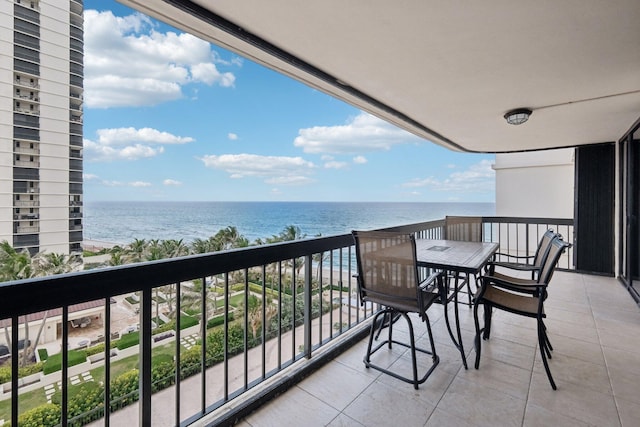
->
<box><xmin>488</xmin><ymin>228</ymin><xmax>559</xmax><ymax>280</ymax></box>
<box><xmin>444</xmin><ymin>216</ymin><xmax>484</xmax><ymax>306</ymax></box>
<box><xmin>473</xmin><ymin>235</ymin><xmax>571</xmax><ymax>390</ymax></box>
<box><xmin>352</xmin><ymin>230</ymin><xmax>443</xmax><ymax>389</ymax></box>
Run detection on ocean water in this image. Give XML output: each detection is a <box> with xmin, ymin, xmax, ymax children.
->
<box><xmin>83</xmin><ymin>201</ymin><xmax>495</xmax><ymax>245</ymax></box>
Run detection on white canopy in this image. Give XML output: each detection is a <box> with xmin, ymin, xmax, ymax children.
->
<box><xmin>120</xmin><ymin>0</ymin><xmax>640</xmax><ymax>152</ymax></box>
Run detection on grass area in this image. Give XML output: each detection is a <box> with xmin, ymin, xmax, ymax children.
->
<box><xmin>0</xmin><ymin>378</ymin><xmax>54</xmax><ymax>421</ymax></box>
<box><xmin>214</xmin><ymin>293</ymin><xmax>245</xmax><ymax>309</ymax></box>
<box><xmin>0</xmin><ymin>346</ymin><xmax>169</xmax><ymax>421</ymax></box>
<box><xmin>43</xmin><ymin>350</ymin><xmax>88</xmax><ymax>375</ymax></box>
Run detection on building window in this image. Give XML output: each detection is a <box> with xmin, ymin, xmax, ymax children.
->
<box><xmin>16</xmin><ymin>195</ymin><xmax>20</xmax><ymax>201</ymax></box>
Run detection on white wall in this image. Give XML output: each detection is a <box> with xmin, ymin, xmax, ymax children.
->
<box><xmin>494</xmin><ymin>148</ymin><xmax>575</xmax><ymax>219</ymax></box>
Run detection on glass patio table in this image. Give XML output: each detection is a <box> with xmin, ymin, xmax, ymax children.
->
<box><xmin>415</xmin><ymin>239</ymin><xmax>499</xmax><ymax>368</ymax></box>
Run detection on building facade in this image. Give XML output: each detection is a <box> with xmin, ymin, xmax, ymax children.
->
<box><xmin>0</xmin><ymin>0</ymin><xmax>83</xmax><ymax>255</ymax></box>
<box><xmin>493</xmin><ymin>148</ymin><xmax>575</xmax><ymax>219</ymax></box>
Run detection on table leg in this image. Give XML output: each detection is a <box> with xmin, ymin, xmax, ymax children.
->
<box><xmin>442</xmin><ymin>271</ymin><xmax>468</xmax><ymax>369</ymax></box>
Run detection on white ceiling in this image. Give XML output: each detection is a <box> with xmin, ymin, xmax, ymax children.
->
<box><xmin>119</xmin><ymin>0</ymin><xmax>640</xmax><ymax>153</ymax></box>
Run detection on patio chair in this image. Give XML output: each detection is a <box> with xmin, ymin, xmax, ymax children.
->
<box><xmin>352</xmin><ymin>230</ymin><xmax>443</xmax><ymax>389</ymax></box>
<box><xmin>444</xmin><ymin>216</ymin><xmax>484</xmax><ymax>305</ymax></box>
<box><xmin>444</xmin><ymin>216</ymin><xmax>483</xmax><ymax>242</ymax></box>
<box><xmin>488</xmin><ymin>228</ymin><xmax>559</xmax><ymax>280</ymax></box>
<box><xmin>473</xmin><ymin>235</ymin><xmax>572</xmax><ymax>390</ymax></box>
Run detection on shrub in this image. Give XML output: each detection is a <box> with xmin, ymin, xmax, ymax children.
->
<box><xmin>206</xmin><ymin>312</ymin><xmax>234</xmax><ymax>329</ymax></box>
<box><xmin>51</xmin><ymin>381</ymin><xmax>104</xmax><ymax>421</ymax></box>
<box><xmin>17</xmin><ymin>403</ymin><xmax>60</xmax><ymax>427</ymax></box>
<box><xmin>38</xmin><ymin>348</ymin><xmax>49</xmax><ymax>361</ymax></box>
<box><xmin>0</xmin><ymin>362</ymin><xmax>44</xmax><ymax>384</ymax></box>
<box><xmin>110</xmin><ymin>369</ymin><xmax>139</xmax><ymax>411</ymax></box>
<box><xmin>180</xmin><ymin>345</ymin><xmax>202</xmax><ymax>378</ymax></box>
<box><xmin>116</xmin><ymin>331</ymin><xmax>140</xmax><ymax>350</ymax></box>
<box><xmin>43</xmin><ymin>350</ymin><xmax>86</xmax><ymax>375</ymax></box>
<box><xmin>85</xmin><ymin>343</ymin><xmax>105</xmax><ymax>357</ymax></box>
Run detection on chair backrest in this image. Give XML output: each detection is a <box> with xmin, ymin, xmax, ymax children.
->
<box><xmin>532</xmin><ymin>229</ymin><xmax>559</xmax><ymax>269</ymax></box>
<box><xmin>444</xmin><ymin>216</ymin><xmax>483</xmax><ymax>242</ymax></box>
<box><xmin>352</xmin><ymin>231</ymin><xmax>420</xmax><ymax>308</ymax></box>
<box><xmin>538</xmin><ymin>235</ymin><xmax>571</xmax><ymax>285</ymax></box>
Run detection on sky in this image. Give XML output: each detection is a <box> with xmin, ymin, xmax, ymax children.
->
<box><xmin>82</xmin><ymin>1</ymin><xmax>496</xmax><ymax>203</ymax></box>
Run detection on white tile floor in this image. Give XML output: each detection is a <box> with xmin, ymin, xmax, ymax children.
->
<box><xmin>238</xmin><ymin>272</ymin><xmax>640</xmax><ymax>427</ymax></box>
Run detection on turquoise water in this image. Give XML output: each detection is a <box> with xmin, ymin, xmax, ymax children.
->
<box><xmin>83</xmin><ymin>201</ymin><xmax>495</xmax><ymax>245</ymax></box>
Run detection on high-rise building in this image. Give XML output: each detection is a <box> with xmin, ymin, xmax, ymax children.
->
<box><xmin>0</xmin><ymin>0</ymin><xmax>83</xmax><ymax>255</ymax></box>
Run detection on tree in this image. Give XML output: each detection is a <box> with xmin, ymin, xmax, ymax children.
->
<box><xmin>0</xmin><ymin>241</ymin><xmax>35</xmax><ymax>281</ymax></box>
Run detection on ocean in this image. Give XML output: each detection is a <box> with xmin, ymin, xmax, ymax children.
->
<box><xmin>83</xmin><ymin>201</ymin><xmax>495</xmax><ymax>246</ymax></box>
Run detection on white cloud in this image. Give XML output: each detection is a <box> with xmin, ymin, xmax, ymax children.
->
<box><xmin>353</xmin><ymin>155</ymin><xmax>367</xmax><ymax>164</ymax></box>
<box><xmin>163</xmin><ymin>179</ymin><xmax>182</xmax><ymax>186</ymax></box>
<box><xmin>324</xmin><ymin>161</ymin><xmax>348</xmax><ymax>169</ymax></box>
<box><xmin>402</xmin><ymin>160</ymin><xmax>495</xmax><ymax>193</ymax></box>
<box><xmin>130</xmin><ymin>181</ymin><xmax>152</xmax><ymax>187</ymax></box>
<box><xmin>200</xmin><ymin>153</ymin><xmax>316</xmax><ymax>185</ymax></box>
<box><xmin>228</xmin><ymin>133</ymin><xmax>238</xmax><ymax>140</ymax></box>
<box><xmin>92</xmin><ymin>179</ymin><xmax>153</xmax><ymax>188</ymax></box>
<box><xmin>84</xmin><ymin>127</ymin><xmax>193</xmax><ymax>162</ymax></box>
<box><xmin>84</xmin><ymin>10</ymin><xmax>239</xmax><ymax>108</ymax></box>
<box><xmin>96</xmin><ymin>127</ymin><xmax>194</xmax><ymax>145</ymax></box>
<box><xmin>294</xmin><ymin>112</ymin><xmax>421</xmax><ymax>154</ymax></box>
<box><xmin>83</xmin><ymin>173</ymin><xmax>99</xmax><ymax>180</ymax></box>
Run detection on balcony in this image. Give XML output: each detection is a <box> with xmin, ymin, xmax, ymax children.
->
<box><xmin>243</xmin><ymin>270</ymin><xmax>639</xmax><ymax>427</ymax></box>
<box><xmin>1</xmin><ymin>217</ymin><xmax>634</xmax><ymax>426</ymax></box>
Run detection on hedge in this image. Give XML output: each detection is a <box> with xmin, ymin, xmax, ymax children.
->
<box><xmin>10</xmin><ymin>294</ymin><xmax>332</xmax><ymax>426</ymax></box>
<box><xmin>0</xmin><ymin>362</ymin><xmax>44</xmax><ymax>384</ymax></box>
<box><xmin>206</xmin><ymin>312</ymin><xmax>234</xmax><ymax>329</ymax></box>
<box><xmin>43</xmin><ymin>350</ymin><xmax>87</xmax><ymax>375</ymax></box>
<box><xmin>116</xmin><ymin>331</ymin><xmax>139</xmax><ymax>350</ymax></box>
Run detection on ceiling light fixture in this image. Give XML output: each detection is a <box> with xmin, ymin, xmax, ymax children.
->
<box><xmin>504</xmin><ymin>108</ymin><xmax>532</xmax><ymax>125</ymax></box>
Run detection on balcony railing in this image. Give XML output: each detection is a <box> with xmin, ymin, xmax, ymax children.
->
<box><xmin>0</xmin><ymin>216</ymin><xmax>574</xmax><ymax>426</ymax></box>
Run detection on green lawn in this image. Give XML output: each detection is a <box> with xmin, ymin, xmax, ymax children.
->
<box><xmin>0</xmin><ymin>341</ymin><xmax>179</xmax><ymax>421</ymax></box>
<box><xmin>214</xmin><ymin>293</ymin><xmax>245</xmax><ymax>309</ymax></box>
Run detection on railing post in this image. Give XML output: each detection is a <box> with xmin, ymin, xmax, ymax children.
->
<box><xmin>139</xmin><ymin>287</ymin><xmax>152</xmax><ymax>427</ymax></box>
<box><xmin>304</xmin><ymin>255</ymin><xmax>313</xmax><ymax>359</ymax></box>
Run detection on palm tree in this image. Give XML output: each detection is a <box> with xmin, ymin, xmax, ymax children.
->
<box><xmin>34</xmin><ymin>252</ymin><xmax>81</xmax><ymax>276</ymax></box>
<box><xmin>127</xmin><ymin>238</ymin><xmax>147</xmax><ymax>263</ymax></box>
<box><xmin>214</xmin><ymin>226</ymin><xmax>249</xmax><ymax>250</ymax></box>
<box><xmin>0</xmin><ymin>241</ymin><xmax>35</xmax><ymax>281</ymax></box>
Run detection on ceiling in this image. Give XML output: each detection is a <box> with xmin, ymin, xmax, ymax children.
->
<box><xmin>118</xmin><ymin>0</ymin><xmax>640</xmax><ymax>153</ymax></box>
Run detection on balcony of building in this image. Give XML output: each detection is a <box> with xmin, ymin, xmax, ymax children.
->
<box><xmin>14</xmin><ymin>0</ymin><xmax>39</xmax><ymax>11</ymax></box>
<box><xmin>13</xmin><ymin>222</ymin><xmax>39</xmax><ymax>234</ymax></box>
<box><xmin>14</xmin><ymin>197</ymin><xmax>39</xmax><ymax>208</ymax></box>
<box><xmin>13</xmin><ymin>155</ymin><xmax>39</xmax><ymax>168</ymax></box>
<box><xmin>13</xmin><ymin>139</ymin><xmax>39</xmax><ymax>155</ymax></box>
<box><xmin>13</xmin><ymin>73</ymin><xmax>39</xmax><ymax>89</ymax></box>
<box><xmin>70</xmin><ymin>0</ymin><xmax>83</xmax><ymax>17</ymax></box>
<box><xmin>241</xmin><ymin>270</ymin><xmax>639</xmax><ymax>427</ymax></box>
<box><xmin>0</xmin><ymin>217</ymin><xmax>637</xmax><ymax>427</ymax></box>
<box><xmin>14</xmin><ymin>102</ymin><xmax>39</xmax><ymax>116</ymax></box>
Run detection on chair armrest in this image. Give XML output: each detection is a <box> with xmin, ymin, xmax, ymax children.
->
<box><xmin>419</xmin><ymin>271</ymin><xmax>446</xmax><ymax>301</ymax></box>
<box><xmin>480</xmin><ymin>274</ymin><xmax>545</xmax><ymax>293</ymax></box>
<box><xmin>494</xmin><ymin>252</ymin><xmax>534</xmax><ymax>261</ymax></box>
<box><xmin>488</xmin><ymin>261</ymin><xmax>540</xmax><ymax>272</ymax></box>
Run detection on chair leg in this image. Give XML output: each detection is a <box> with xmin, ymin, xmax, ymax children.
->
<box><xmin>482</xmin><ymin>304</ymin><xmax>493</xmax><ymax>340</ymax></box>
<box><xmin>363</xmin><ymin>309</ymin><xmax>439</xmax><ymax>389</ymax></box>
<box><xmin>538</xmin><ymin>319</ymin><xmax>557</xmax><ymax>390</ymax></box>
<box><xmin>473</xmin><ymin>301</ymin><xmax>482</xmax><ymax>369</ymax></box>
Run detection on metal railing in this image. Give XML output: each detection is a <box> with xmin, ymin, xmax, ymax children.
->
<box><xmin>482</xmin><ymin>217</ymin><xmax>575</xmax><ymax>270</ymax></box>
<box><xmin>0</xmin><ymin>217</ymin><xmax>572</xmax><ymax>426</ymax></box>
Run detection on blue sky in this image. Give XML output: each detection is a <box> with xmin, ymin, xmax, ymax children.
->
<box><xmin>82</xmin><ymin>1</ymin><xmax>495</xmax><ymax>203</ymax></box>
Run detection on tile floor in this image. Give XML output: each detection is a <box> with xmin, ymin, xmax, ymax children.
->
<box><xmin>238</xmin><ymin>271</ymin><xmax>640</xmax><ymax>427</ymax></box>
